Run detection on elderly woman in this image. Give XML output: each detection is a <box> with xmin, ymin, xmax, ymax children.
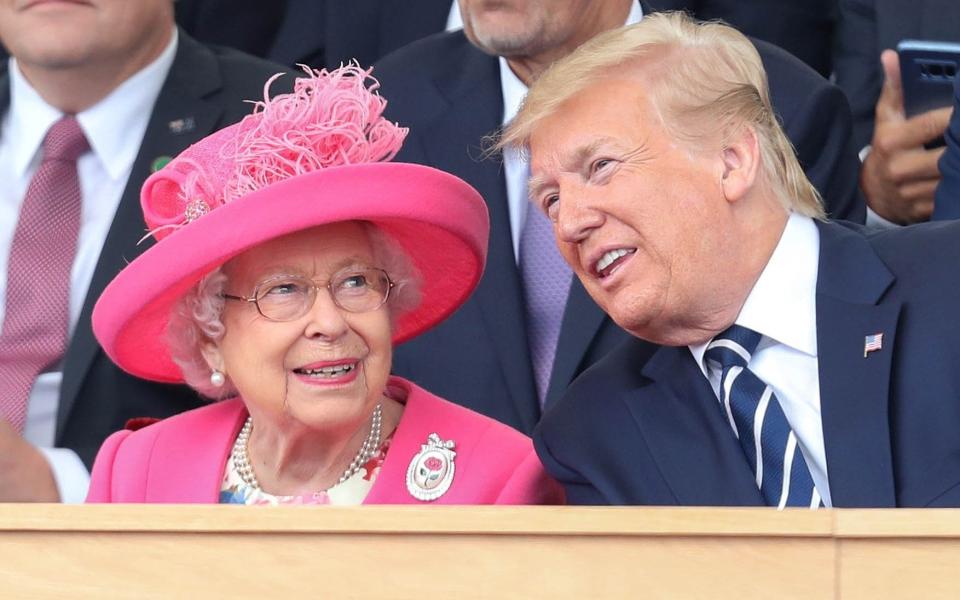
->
<box><xmin>86</xmin><ymin>66</ymin><xmax>562</xmax><ymax>505</ymax></box>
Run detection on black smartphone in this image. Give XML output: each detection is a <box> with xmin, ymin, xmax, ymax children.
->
<box><xmin>898</xmin><ymin>39</ymin><xmax>960</xmax><ymax>147</ymax></box>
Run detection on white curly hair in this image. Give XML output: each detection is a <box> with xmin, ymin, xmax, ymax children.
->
<box><xmin>166</xmin><ymin>221</ymin><xmax>422</xmax><ymax>399</ymax></box>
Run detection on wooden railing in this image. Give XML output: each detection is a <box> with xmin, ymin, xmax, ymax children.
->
<box><xmin>0</xmin><ymin>506</ymin><xmax>958</xmax><ymax>598</ymax></box>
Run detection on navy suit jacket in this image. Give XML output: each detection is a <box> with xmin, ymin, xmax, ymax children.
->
<box><xmin>934</xmin><ymin>74</ymin><xmax>960</xmax><ymax>219</ymax></box>
<box><xmin>1</xmin><ymin>32</ymin><xmax>291</xmax><ymax>468</ymax></box>
<box><xmin>834</xmin><ymin>0</ymin><xmax>960</xmax><ymax>150</ymax></box>
<box><xmin>374</xmin><ymin>29</ymin><xmax>864</xmax><ymax>435</ymax></box>
<box><xmin>535</xmin><ymin>219</ymin><xmax>960</xmax><ymax>507</ymax></box>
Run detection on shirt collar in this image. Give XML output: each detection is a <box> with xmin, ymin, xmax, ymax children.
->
<box><xmin>7</xmin><ymin>60</ymin><xmax>61</xmax><ymax>178</ymax></box>
<box><xmin>625</xmin><ymin>0</ymin><xmax>643</xmax><ymax>28</ymax></box>
<box><xmin>498</xmin><ymin>0</ymin><xmax>643</xmax><ymax>126</ymax></box>
<box><xmin>499</xmin><ymin>55</ymin><xmax>528</xmax><ymax>126</ymax></box>
<box><xmin>7</xmin><ymin>26</ymin><xmax>178</xmax><ymax>181</ymax></box>
<box><xmin>689</xmin><ymin>212</ymin><xmax>821</xmax><ymax>372</ymax></box>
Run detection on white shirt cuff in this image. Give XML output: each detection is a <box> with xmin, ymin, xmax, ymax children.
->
<box><xmin>865</xmin><ymin>206</ymin><xmax>901</xmax><ymax>229</ymax></box>
<box><xmin>859</xmin><ymin>145</ymin><xmax>904</xmax><ymax>229</ymax></box>
<box><xmin>38</xmin><ymin>447</ymin><xmax>91</xmax><ymax>504</ymax></box>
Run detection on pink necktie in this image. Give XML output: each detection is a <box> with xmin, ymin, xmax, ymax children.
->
<box><xmin>0</xmin><ymin>116</ymin><xmax>88</xmax><ymax>432</ymax></box>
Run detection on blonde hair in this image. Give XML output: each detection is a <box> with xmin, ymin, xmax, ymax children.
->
<box><xmin>501</xmin><ymin>12</ymin><xmax>824</xmax><ymax>218</ymax></box>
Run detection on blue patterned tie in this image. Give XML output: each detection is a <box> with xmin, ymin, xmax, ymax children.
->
<box><xmin>519</xmin><ymin>201</ymin><xmax>572</xmax><ymax>406</ymax></box>
<box><xmin>704</xmin><ymin>325</ymin><xmax>821</xmax><ymax>509</ymax></box>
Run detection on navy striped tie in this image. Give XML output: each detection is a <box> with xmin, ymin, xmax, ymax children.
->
<box><xmin>704</xmin><ymin>325</ymin><xmax>821</xmax><ymax>509</ymax></box>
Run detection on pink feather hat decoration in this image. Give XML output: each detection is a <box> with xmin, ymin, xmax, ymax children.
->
<box><xmin>92</xmin><ymin>64</ymin><xmax>489</xmax><ymax>384</ymax></box>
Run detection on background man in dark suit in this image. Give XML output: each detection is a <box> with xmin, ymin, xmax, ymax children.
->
<box><xmin>173</xmin><ymin>0</ymin><xmax>840</xmax><ymax>79</ymax></box>
<box><xmin>374</xmin><ymin>0</ymin><xmax>863</xmax><ymax>436</ymax></box>
<box><xmin>834</xmin><ymin>0</ymin><xmax>959</xmax><ymax>224</ymax></box>
<box><xmin>0</xmin><ymin>0</ymin><xmax>288</xmax><ymax>501</ymax></box>
<box><xmin>506</xmin><ymin>12</ymin><xmax>960</xmax><ymax>508</ymax></box>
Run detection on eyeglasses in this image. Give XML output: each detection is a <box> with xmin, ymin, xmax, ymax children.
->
<box><xmin>223</xmin><ymin>267</ymin><xmax>395</xmax><ymax>322</ymax></box>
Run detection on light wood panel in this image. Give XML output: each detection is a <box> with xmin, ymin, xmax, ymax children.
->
<box><xmin>1</xmin><ymin>506</ymin><xmax>959</xmax><ymax>599</ymax></box>
<box><xmin>834</xmin><ymin>509</ymin><xmax>960</xmax><ymax>599</ymax></box>
<box><xmin>839</xmin><ymin>539</ymin><xmax>960</xmax><ymax>600</ymax></box>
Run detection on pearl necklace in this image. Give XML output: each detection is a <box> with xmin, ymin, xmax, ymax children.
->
<box><xmin>231</xmin><ymin>403</ymin><xmax>383</xmax><ymax>493</ymax></box>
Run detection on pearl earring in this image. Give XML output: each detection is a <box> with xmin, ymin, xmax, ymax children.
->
<box><xmin>210</xmin><ymin>370</ymin><xmax>225</xmax><ymax>388</ymax></box>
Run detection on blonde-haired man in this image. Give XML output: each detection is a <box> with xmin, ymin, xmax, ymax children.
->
<box><xmin>513</xmin><ymin>13</ymin><xmax>960</xmax><ymax>508</ymax></box>
<box><xmin>375</xmin><ymin>0</ymin><xmax>863</xmax><ymax>439</ymax></box>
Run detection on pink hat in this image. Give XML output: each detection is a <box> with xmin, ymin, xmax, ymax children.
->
<box><xmin>92</xmin><ymin>66</ymin><xmax>489</xmax><ymax>384</ymax></box>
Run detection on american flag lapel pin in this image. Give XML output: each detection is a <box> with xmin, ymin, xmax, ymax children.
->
<box><xmin>863</xmin><ymin>332</ymin><xmax>883</xmax><ymax>358</ymax></box>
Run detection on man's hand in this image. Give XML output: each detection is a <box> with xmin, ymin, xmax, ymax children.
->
<box><xmin>861</xmin><ymin>49</ymin><xmax>952</xmax><ymax>224</ymax></box>
<box><xmin>0</xmin><ymin>419</ymin><xmax>60</xmax><ymax>502</ymax></box>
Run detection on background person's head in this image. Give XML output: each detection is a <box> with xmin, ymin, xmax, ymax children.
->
<box><xmin>0</xmin><ymin>0</ymin><xmax>175</xmax><ymax>111</ymax></box>
<box><xmin>458</xmin><ymin>0</ymin><xmax>633</xmax><ymax>84</ymax></box>
<box><xmin>503</xmin><ymin>13</ymin><xmax>823</xmax><ymax>345</ymax></box>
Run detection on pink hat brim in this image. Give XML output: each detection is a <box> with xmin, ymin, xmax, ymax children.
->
<box><xmin>92</xmin><ymin>162</ymin><xmax>489</xmax><ymax>383</ymax></box>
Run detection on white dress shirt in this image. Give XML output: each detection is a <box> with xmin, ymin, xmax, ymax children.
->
<box><xmin>688</xmin><ymin>213</ymin><xmax>832</xmax><ymax>507</ymax></box>
<box><xmin>496</xmin><ymin>1</ymin><xmax>643</xmax><ymax>262</ymax></box>
<box><xmin>0</xmin><ymin>29</ymin><xmax>178</xmax><ymax>502</ymax></box>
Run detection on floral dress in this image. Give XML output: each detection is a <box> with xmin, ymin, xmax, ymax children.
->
<box><xmin>219</xmin><ymin>434</ymin><xmax>394</xmax><ymax>505</ymax></box>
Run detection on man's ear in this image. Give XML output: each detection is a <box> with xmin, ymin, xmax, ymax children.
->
<box><xmin>719</xmin><ymin>125</ymin><xmax>761</xmax><ymax>204</ymax></box>
<box><xmin>200</xmin><ymin>341</ymin><xmax>224</xmax><ymax>374</ymax></box>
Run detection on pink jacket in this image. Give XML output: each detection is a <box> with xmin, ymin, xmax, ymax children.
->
<box><xmin>87</xmin><ymin>377</ymin><xmax>564</xmax><ymax>504</ymax></box>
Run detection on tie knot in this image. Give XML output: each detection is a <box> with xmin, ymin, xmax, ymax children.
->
<box><xmin>704</xmin><ymin>324</ymin><xmax>761</xmax><ymax>369</ymax></box>
<box><xmin>43</xmin><ymin>116</ymin><xmax>89</xmax><ymax>162</ymax></box>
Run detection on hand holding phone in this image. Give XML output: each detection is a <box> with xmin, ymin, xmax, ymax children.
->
<box><xmin>860</xmin><ymin>48</ymin><xmax>953</xmax><ymax>224</ymax></box>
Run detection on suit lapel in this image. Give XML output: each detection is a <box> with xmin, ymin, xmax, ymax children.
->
<box><xmin>815</xmin><ymin>222</ymin><xmax>898</xmax><ymax>507</ymax></box>
<box><xmin>627</xmin><ymin>345</ymin><xmax>765</xmax><ymax>505</ymax></box>
<box><xmin>544</xmin><ymin>280</ymin><xmax>608</xmax><ymax>408</ymax></box>
<box><xmin>58</xmin><ymin>32</ymin><xmax>229</xmax><ymax>437</ymax></box>
<box><xmin>415</xmin><ymin>45</ymin><xmax>539</xmax><ymax>430</ymax></box>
